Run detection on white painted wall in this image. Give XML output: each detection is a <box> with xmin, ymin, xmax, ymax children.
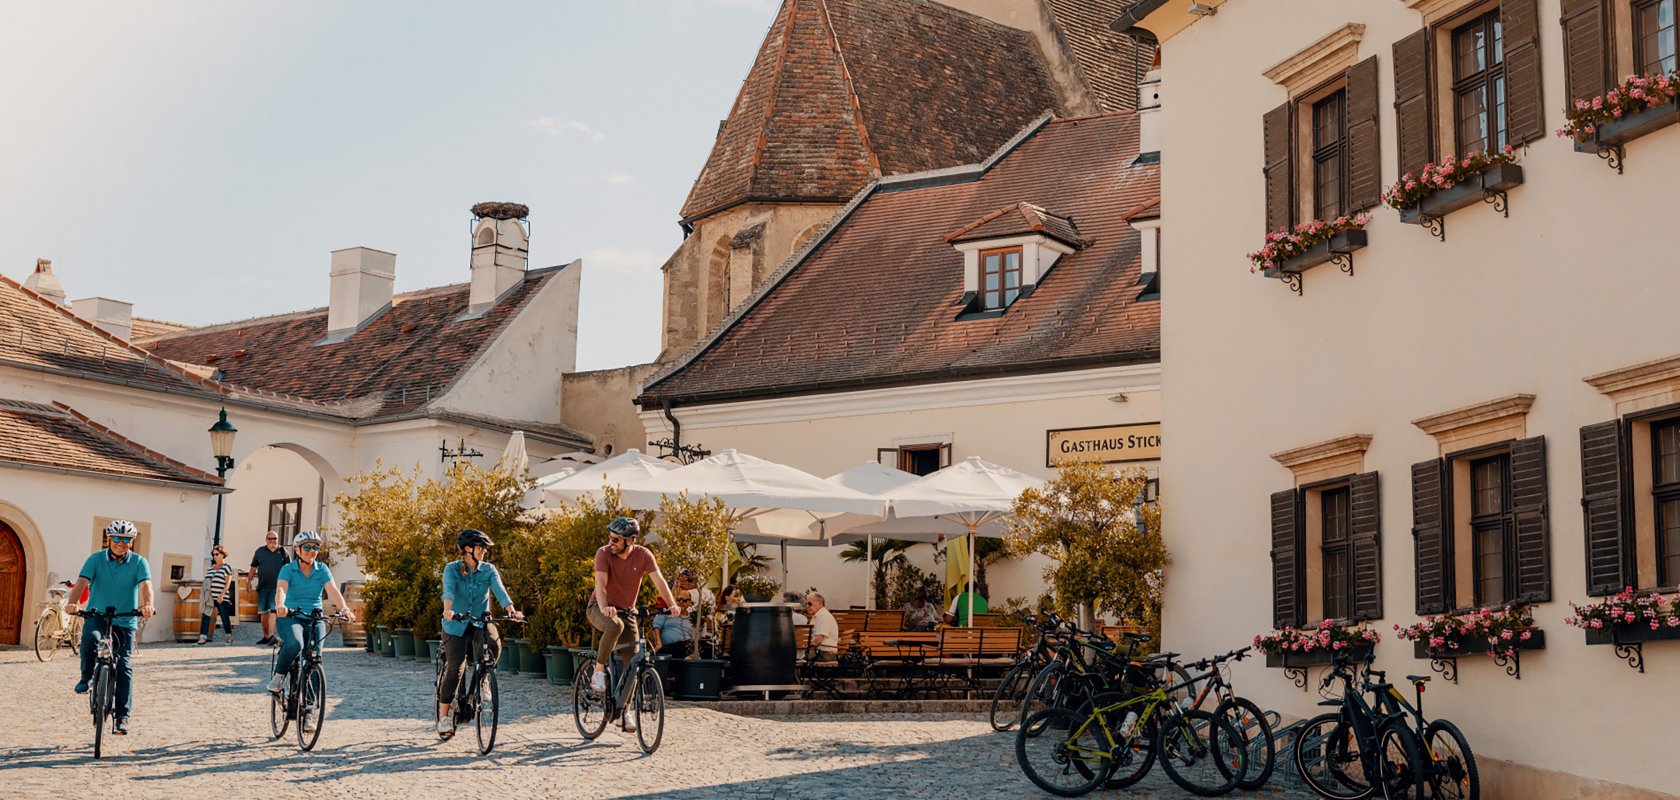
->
<box><xmin>433</xmin><ymin>261</ymin><xmax>581</xmax><ymax>424</ymax></box>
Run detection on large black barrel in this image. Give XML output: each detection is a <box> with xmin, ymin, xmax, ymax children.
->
<box><xmin>728</xmin><ymin>601</ymin><xmax>802</xmax><ymax>691</ymax></box>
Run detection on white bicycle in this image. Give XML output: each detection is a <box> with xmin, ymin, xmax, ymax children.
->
<box><xmin>34</xmin><ymin>580</ymin><xmax>82</xmax><ymax>662</ymax></box>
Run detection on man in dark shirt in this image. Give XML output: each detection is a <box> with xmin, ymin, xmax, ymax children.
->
<box><xmin>249</xmin><ymin>531</ymin><xmax>291</xmax><ymax>646</ymax></box>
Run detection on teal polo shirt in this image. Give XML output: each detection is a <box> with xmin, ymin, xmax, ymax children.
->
<box><xmin>277</xmin><ymin>560</ymin><xmax>334</xmax><ymax>613</ymax></box>
<box><xmin>441</xmin><ymin>560</ymin><xmax>512</xmax><ymax>638</ymax></box>
<box><xmin>78</xmin><ymin>549</ymin><xmax>151</xmax><ymax>629</ymax></box>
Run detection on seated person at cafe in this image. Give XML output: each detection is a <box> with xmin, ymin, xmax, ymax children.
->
<box><xmin>676</xmin><ymin>570</ymin><xmax>714</xmax><ymax>611</ymax></box>
<box><xmin>943</xmin><ymin>589</ymin><xmax>989</xmax><ymax>627</ymax></box>
<box><xmin>803</xmin><ymin>591</ymin><xmax>839</xmax><ymax>662</ymax></box>
<box><xmin>649</xmin><ymin>596</ymin><xmax>696</xmax><ymax>658</ymax></box>
<box><xmin>903</xmin><ymin>595</ymin><xmax>940</xmax><ymax>631</ymax></box>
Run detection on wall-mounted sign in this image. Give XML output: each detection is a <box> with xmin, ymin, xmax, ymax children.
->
<box><xmin>1047</xmin><ymin>422</ymin><xmax>1162</xmax><ymax>466</ymax></box>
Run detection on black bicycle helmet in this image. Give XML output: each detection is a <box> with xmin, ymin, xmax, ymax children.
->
<box><xmin>457</xmin><ymin>529</ymin><xmax>494</xmax><ymax>549</ymax></box>
<box><xmin>606</xmin><ymin>517</ymin><xmax>640</xmax><ymax>539</ymax></box>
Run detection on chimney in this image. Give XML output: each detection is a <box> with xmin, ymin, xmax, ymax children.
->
<box><xmin>1137</xmin><ymin>65</ymin><xmax>1162</xmax><ymax>158</ymax></box>
<box><xmin>466</xmin><ymin>202</ymin><xmax>529</xmax><ymax>317</ymax></box>
<box><xmin>322</xmin><ymin>247</ymin><xmax>395</xmax><ymax>344</ymax></box>
<box><xmin>22</xmin><ymin>258</ymin><xmax>68</xmax><ymax>306</ymax></box>
<box><xmin>71</xmin><ymin>297</ymin><xmax>134</xmax><ymax>341</ymax></box>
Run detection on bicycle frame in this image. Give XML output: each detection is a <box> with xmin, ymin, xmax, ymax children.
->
<box><xmin>1061</xmin><ymin>685</ymin><xmax>1176</xmax><ymax>762</ymax></box>
<box><xmin>605</xmin><ymin>609</ymin><xmax>654</xmax><ymax>713</ymax></box>
<box><xmin>1321</xmin><ymin>656</ymin><xmax>1413</xmax><ymax>784</ymax></box>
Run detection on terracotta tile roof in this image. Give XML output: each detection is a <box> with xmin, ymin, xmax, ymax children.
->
<box><xmin>139</xmin><ymin>268</ymin><xmax>565</xmax><ymax>420</ymax></box>
<box><xmin>645</xmin><ymin>112</ymin><xmax>1159</xmax><ymax>405</ymax></box>
<box><xmin>0</xmin><ymin>399</ymin><xmax>223</xmax><ymax>488</ymax></box>
<box><xmin>1122</xmin><ymin>197</ymin><xmax>1161</xmax><ymax>221</ymax></box>
<box><xmin>1043</xmin><ymin>0</ymin><xmax>1157</xmax><ymax>113</ymax></box>
<box><xmin>680</xmin><ymin>0</ymin><xmax>1063</xmax><ymax>222</ymax></box>
<box><xmin>129</xmin><ymin>316</ymin><xmax>194</xmax><ymax>340</ymax></box>
<box><xmin>946</xmin><ymin>202</ymin><xmax>1091</xmax><ymax>248</ymax></box>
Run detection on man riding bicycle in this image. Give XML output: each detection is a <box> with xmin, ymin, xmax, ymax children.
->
<box><xmin>69</xmin><ymin>520</ymin><xmax>155</xmax><ymax>736</ymax></box>
<box><xmin>589</xmin><ymin>517</ymin><xmax>679</xmax><ymax>733</ymax></box>
<box><xmin>436</xmin><ymin>528</ymin><xmax>524</xmax><ymax>737</ymax></box>
<box><xmin>266</xmin><ymin>530</ymin><xmax>354</xmax><ymax>734</ymax></box>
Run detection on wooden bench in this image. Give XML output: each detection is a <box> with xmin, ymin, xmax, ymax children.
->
<box><xmin>924</xmin><ymin>627</ymin><xmax>1023</xmax><ymax>694</ymax></box>
<box><xmin>833</xmin><ymin>609</ymin><xmax>905</xmax><ymax>635</ymax></box>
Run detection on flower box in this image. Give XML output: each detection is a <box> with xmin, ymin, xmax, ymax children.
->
<box><xmin>1397</xmin><ymin>164</ymin><xmax>1523</xmax><ymax>225</ymax></box>
<box><xmin>1411</xmin><ymin>628</ymin><xmax>1545</xmax><ymax>660</ymax></box>
<box><xmin>1572</xmin><ymin>97</ymin><xmax>1680</xmax><ymax>152</ymax></box>
<box><xmin>1584</xmin><ymin>623</ymin><xmax>1680</xmax><ymax>646</ymax></box>
<box><xmin>1270</xmin><ymin>230</ymin><xmax>1367</xmax><ymax>275</ymax></box>
<box><xmin>1265</xmin><ymin>643</ymin><xmax>1372</xmax><ymax>669</ymax></box>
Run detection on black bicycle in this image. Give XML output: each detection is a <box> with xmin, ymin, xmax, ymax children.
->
<box><xmin>434</xmin><ymin>612</ymin><xmax>520</xmax><ymax>755</ymax></box>
<box><xmin>573</xmin><ymin>606</ymin><xmax>664</xmax><ymax>754</ymax></box>
<box><xmin>1292</xmin><ymin>651</ymin><xmax>1426</xmax><ymax>800</ymax></box>
<box><xmin>1366</xmin><ymin>660</ymin><xmax>1479</xmax><ymax>799</ymax></box>
<box><xmin>269</xmin><ymin>608</ymin><xmax>347</xmax><ymax>752</ymax></box>
<box><xmin>988</xmin><ymin>613</ymin><xmax>1059</xmax><ymax>731</ymax></box>
<box><xmin>1174</xmin><ymin>647</ymin><xmax>1278</xmax><ymax>790</ymax></box>
<box><xmin>77</xmin><ymin>606</ymin><xmax>140</xmax><ymax>759</ymax></box>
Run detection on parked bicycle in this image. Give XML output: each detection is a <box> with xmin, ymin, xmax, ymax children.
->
<box><xmin>1365</xmin><ymin>654</ymin><xmax>1479</xmax><ymax>800</ymax></box>
<box><xmin>1174</xmin><ymin>647</ymin><xmax>1278</xmax><ymax>790</ymax></box>
<box><xmin>1017</xmin><ymin>618</ymin><xmax>1184</xmax><ymax>733</ymax></box>
<box><xmin>434</xmin><ymin>612</ymin><xmax>520</xmax><ymax>755</ymax></box>
<box><xmin>77</xmin><ymin>606</ymin><xmax>140</xmax><ymax>759</ymax></box>
<box><xmin>35</xmin><ymin>580</ymin><xmax>82</xmax><ymax>662</ymax></box>
<box><xmin>572</xmin><ymin>606</ymin><xmax>664</xmax><ymax>754</ymax></box>
<box><xmin>1292</xmin><ymin>650</ymin><xmax>1427</xmax><ymax>800</ymax></box>
<box><xmin>988</xmin><ymin>613</ymin><xmax>1059</xmax><ymax>731</ymax></box>
<box><xmin>269</xmin><ymin>608</ymin><xmax>347</xmax><ymax>752</ymax></box>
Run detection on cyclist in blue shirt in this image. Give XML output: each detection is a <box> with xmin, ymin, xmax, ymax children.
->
<box><xmin>266</xmin><ymin>530</ymin><xmax>354</xmax><ymax>716</ymax></box>
<box><xmin>436</xmin><ymin>529</ymin><xmax>524</xmax><ymax>737</ymax></box>
<box><xmin>69</xmin><ymin>520</ymin><xmax>155</xmax><ymax>736</ymax></box>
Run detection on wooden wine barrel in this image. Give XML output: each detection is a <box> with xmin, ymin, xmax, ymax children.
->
<box><xmin>338</xmin><ymin>581</ymin><xmax>368</xmax><ymax>647</ymax></box>
<box><xmin>173</xmin><ymin>583</ymin><xmax>203</xmax><ymax>643</ymax></box>
<box><xmin>236</xmin><ymin>569</ymin><xmax>259</xmax><ymax>623</ymax></box>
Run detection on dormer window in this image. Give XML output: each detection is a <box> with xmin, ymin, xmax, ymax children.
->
<box><xmin>980</xmin><ymin>246</ymin><xmax>1023</xmax><ymax>310</ymax></box>
<box><xmin>946</xmin><ymin>202</ymin><xmax>1090</xmax><ymax>320</ymax></box>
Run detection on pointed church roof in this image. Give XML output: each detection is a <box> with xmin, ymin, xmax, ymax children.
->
<box><xmin>680</xmin><ymin>0</ymin><xmax>1063</xmax><ymax>223</ymax></box>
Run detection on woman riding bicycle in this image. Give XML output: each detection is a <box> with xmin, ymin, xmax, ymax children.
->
<box><xmin>436</xmin><ymin>528</ymin><xmax>524</xmax><ymax>737</ymax></box>
<box><xmin>266</xmin><ymin>530</ymin><xmax>354</xmax><ymax>708</ymax></box>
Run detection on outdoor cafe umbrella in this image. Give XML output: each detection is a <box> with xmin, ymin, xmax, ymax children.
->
<box><xmin>535</xmin><ymin>448</ymin><xmax>678</xmax><ymax>506</ymax></box>
<box><xmin>870</xmin><ymin>457</ymin><xmax>1045</xmax><ymax>625</ymax></box>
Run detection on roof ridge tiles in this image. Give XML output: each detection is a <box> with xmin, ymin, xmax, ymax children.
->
<box><xmin>47</xmin><ymin>401</ymin><xmax>224</xmax><ymax>485</ymax></box>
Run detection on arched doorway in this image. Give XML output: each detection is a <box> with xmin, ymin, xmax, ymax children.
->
<box><xmin>0</xmin><ymin>522</ymin><xmax>25</xmax><ymax>645</ymax></box>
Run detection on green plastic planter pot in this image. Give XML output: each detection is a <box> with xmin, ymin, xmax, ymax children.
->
<box><xmin>498</xmin><ymin>637</ymin><xmax>520</xmax><ymax>672</ymax></box>
<box><xmin>548</xmin><ymin>645</ymin><xmax>576</xmax><ymax>685</ymax></box>
<box><xmin>393</xmin><ymin>628</ymin><xmax>417</xmax><ymax>659</ymax></box>
<box><xmin>426</xmin><ymin>639</ymin><xmax>442</xmax><ymax>664</ymax></box>
<box><xmin>516</xmin><ymin>639</ymin><xmax>545</xmax><ymax>676</ymax></box>
<box><xmin>377</xmin><ymin>625</ymin><xmax>396</xmax><ymax>657</ymax></box>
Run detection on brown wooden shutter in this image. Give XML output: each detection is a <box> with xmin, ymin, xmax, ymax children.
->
<box><xmin>1345</xmin><ymin>56</ymin><xmax>1382</xmax><ymax>211</ymax></box>
<box><xmin>1412</xmin><ymin>458</ymin><xmax>1450</xmax><ymax>614</ymax></box>
<box><xmin>1349</xmin><ymin>471</ymin><xmax>1383</xmax><ymax>621</ymax></box>
<box><xmin>1509</xmin><ymin>435</ymin><xmax>1551</xmax><ymax>602</ymax></box>
<box><xmin>1503</xmin><ymin>0</ymin><xmax>1546</xmax><ymax>145</ymax></box>
<box><xmin>1393</xmin><ymin>29</ymin><xmax>1434</xmax><ymax>178</ymax></box>
<box><xmin>1561</xmin><ymin>0</ymin><xmax>1611</xmax><ymax>105</ymax></box>
<box><xmin>1580</xmin><ymin>421</ymin><xmax>1634</xmax><ymax>595</ymax></box>
<box><xmin>1262</xmin><ymin>103</ymin><xmax>1292</xmax><ymax>233</ymax></box>
<box><xmin>1271</xmin><ymin>489</ymin><xmax>1303</xmax><ymax>628</ymax></box>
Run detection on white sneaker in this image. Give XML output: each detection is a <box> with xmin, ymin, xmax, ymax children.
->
<box><xmin>590</xmin><ymin>670</ymin><xmax>607</xmax><ymax>693</ymax></box>
<box><xmin>302</xmin><ymin>708</ymin><xmax>317</xmax><ymax>734</ymax></box>
<box><xmin>437</xmin><ymin>716</ymin><xmax>455</xmax><ymax>737</ymax></box>
<box><xmin>266</xmin><ymin>673</ymin><xmax>285</xmax><ymax>694</ymax></box>
<box><xmin>621</xmin><ymin>716</ymin><xmax>638</xmax><ymax>733</ymax></box>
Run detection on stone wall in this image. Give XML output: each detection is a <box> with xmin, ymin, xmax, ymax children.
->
<box><xmin>560</xmin><ymin>363</ymin><xmax>661</xmax><ymax>460</ymax></box>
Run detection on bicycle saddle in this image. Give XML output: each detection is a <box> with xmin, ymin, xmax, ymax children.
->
<box><xmin>1405</xmin><ymin>674</ymin><xmax>1431</xmax><ymax>684</ymax></box>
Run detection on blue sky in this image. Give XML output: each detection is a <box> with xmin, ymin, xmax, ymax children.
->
<box><xmin>0</xmin><ymin>1</ymin><xmax>779</xmax><ymax>370</ymax></box>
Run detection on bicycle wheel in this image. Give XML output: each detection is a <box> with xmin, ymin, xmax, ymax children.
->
<box><xmin>634</xmin><ymin>667</ymin><xmax>665</xmax><ymax>754</ymax></box>
<box><xmin>1156</xmin><ymin>707</ymin><xmax>1246</xmax><ymax>797</ymax></box>
<box><xmin>69</xmin><ymin>618</ymin><xmax>81</xmax><ymax>655</ymax></box>
<box><xmin>1424</xmin><ymin>719</ymin><xmax>1479</xmax><ymax>800</ymax></box>
<box><xmin>35</xmin><ymin>612</ymin><xmax>62</xmax><ymax>662</ymax></box>
<box><xmin>1293</xmin><ymin>713</ymin><xmax>1373</xmax><ymax>800</ymax></box>
<box><xmin>1018</xmin><ymin>661</ymin><xmax>1063</xmax><ymax>731</ymax></box>
<box><xmin>1015</xmin><ymin>707</ymin><xmax>1109</xmax><ymax>797</ymax></box>
<box><xmin>91</xmin><ymin>665</ymin><xmax>109</xmax><ymax>759</ymax></box>
<box><xmin>988</xmin><ymin>662</ymin><xmax>1032</xmax><ymax>732</ymax></box>
<box><xmin>572</xmin><ymin>656</ymin><xmax>609</xmax><ymax>740</ymax></box>
<box><xmin>297</xmin><ymin>664</ymin><xmax>326</xmax><ymax>752</ymax></box>
<box><xmin>1374</xmin><ymin>721</ymin><xmax>1426</xmax><ymax>800</ymax></box>
<box><xmin>1216</xmin><ymin>696</ymin><xmax>1276</xmax><ymax>790</ymax></box>
<box><xmin>476</xmin><ymin>668</ymin><xmax>499</xmax><ymax>756</ymax></box>
<box><xmin>1074</xmin><ymin>695</ymin><xmax>1155</xmax><ymax>790</ymax></box>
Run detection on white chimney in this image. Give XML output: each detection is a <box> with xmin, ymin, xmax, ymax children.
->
<box><xmin>22</xmin><ymin>258</ymin><xmax>67</xmax><ymax>306</ymax></box>
<box><xmin>1138</xmin><ymin>67</ymin><xmax>1162</xmax><ymax>157</ymax></box>
<box><xmin>467</xmin><ymin>203</ymin><xmax>529</xmax><ymax>317</ymax></box>
<box><xmin>71</xmin><ymin>297</ymin><xmax>134</xmax><ymax>341</ymax></box>
<box><xmin>323</xmin><ymin>246</ymin><xmax>395</xmax><ymax>343</ymax></box>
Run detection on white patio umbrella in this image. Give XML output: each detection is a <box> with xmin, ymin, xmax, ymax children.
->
<box><xmin>872</xmin><ymin>457</ymin><xmax>1045</xmax><ymax>625</ymax></box>
<box><xmin>498</xmin><ymin>430</ymin><xmax>529</xmax><ymax>476</ymax></box>
<box><xmin>535</xmin><ymin>449</ymin><xmax>678</xmax><ymax>506</ymax></box>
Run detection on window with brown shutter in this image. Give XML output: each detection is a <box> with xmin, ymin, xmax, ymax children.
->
<box><xmin>1561</xmin><ymin>0</ymin><xmax>1611</xmax><ymax>104</ymax></box>
<box><xmin>1263</xmin><ymin>103</ymin><xmax>1292</xmax><ymax>233</ymax></box>
<box><xmin>1582</xmin><ymin>405</ymin><xmax>1680</xmax><ymax>593</ymax></box>
<box><xmin>1271</xmin><ymin>489</ymin><xmax>1303</xmax><ymax>628</ymax></box>
<box><xmin>1393</xmin><ymin>29</ymin><xmax>1435</xmax><ymax>178</ymax></box>
<box><xmin>1419</xmin><ymin>435</ymin><xmax>1551</xmax><ymax>611</ymax></box>
<box><xmin>1469</xmin><ymin>453</ymin><xmax>1513</xmax><ymax>605</ymax></box>
<box><xmin>1653</xmin><ymin>418</ymin><xmax>1680</xmax><ymax>584</ymax></box>
<box><xmin>1312</xmin><ymin>92</ymin><xmax>1350</xmax><ymax>221</ymax></box>
<box><xmin>1508</xmin><ymin>435</ymin><xmax>1551</xmax><ymax>602</ymax></box>
<box><xmin>1501</xmin><ymin>0</ymin><xmax>1546</xmax><ymax>146</ymax></box>
<box><xmin>1349</xmin><ymin>471</ymin><xmax>1383</xmax><ymax>621</ymax></box>
<box><xmin>1452</xmin><ymin>12</ymin><xmax>1509</xmax><ymax>155</ymax></box>
<box><xmin>1412</xmin><ymin>458</ymin><xmax>1451</xmax><ymax>614</ymax></box>
<box><xmin>1321</xmin><ymin>486</ymin><xmax>1352</xmax><ymax>620</ymax></box>
<box><xmin>1345</xmin><ymin>56</ymin><xmax>1382</xmax><ymax>211</ymax></box>
<box><xmin>1579</xmin><ymin>419</ymin><xmax>1634</xmax><ymax>595</ymax></box>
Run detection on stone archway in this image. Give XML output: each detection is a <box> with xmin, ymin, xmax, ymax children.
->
<box><xmin>0</xmin><ymin>521</ymin><xmax>26</xmax><ymax>645</ymax></box>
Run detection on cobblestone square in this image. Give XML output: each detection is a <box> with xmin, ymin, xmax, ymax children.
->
<box><xmin>0</xmin><ymin>636</ymin><xmax>1314</xmax><ymax>799</ymax></box>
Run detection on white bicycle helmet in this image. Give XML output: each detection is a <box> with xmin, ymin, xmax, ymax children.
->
<box><xmin>103</xmin><ymin>520</ymin><xmax>139</xmax><ymax>539</ymax></box>
<box><xmin>293</xmin><ymin>530</ymin><xmax>324</xmax><ymax>546</ymax></box>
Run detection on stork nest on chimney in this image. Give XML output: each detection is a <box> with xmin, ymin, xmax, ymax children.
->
<box><xmin>471</xmin><ymin>201</ymin><xmax>529</xmax><ymax>220</ymax></box>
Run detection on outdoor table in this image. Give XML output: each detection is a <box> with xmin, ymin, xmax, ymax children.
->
<box><xmin>728</xmin><ymin>601</ymin><xmax>805</xmax><ymax>699</ymax></box>
<box><xmin>872</xmin><ymin>638</ymin><xmax>940</xmax><ymax>698</ymax></box>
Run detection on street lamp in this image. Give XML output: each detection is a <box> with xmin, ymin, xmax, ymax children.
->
<box><xmin>208</xmin><ymin>407</ymin><xmax>238</xmax><ymax>547</ymax></box>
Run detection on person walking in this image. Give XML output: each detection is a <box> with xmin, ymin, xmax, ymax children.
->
<box><xmin>69</xmin><ymin>520</ymin><xmax>156</xmax><ymax>736</ymax></box>
<box><xmin>249</xmin><ymin>532</ymin><xmax>290</xmax><ymax>646</ymax></box>
<box><xmin>197</xmin><ymin>545</ymin><xmax>236</xmax><ymax>645</ymax></box>
<box><xmin>588</xmin><ymin>517</ymin><xmax>679</xmax><ymax>733</ymax></box>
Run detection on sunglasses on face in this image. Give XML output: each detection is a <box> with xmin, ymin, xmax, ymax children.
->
<box><xmin>609</xmin><ymin>535</ymin><xmax>630</xmax><ymax>544</ymax></box>
<box><xmin>266</xmin><ymin>537</ymin><xmax>278</xmax><ymax>542</ymax></box>
<box><xmin>110</xmin><ymin>536</ymin><xmax>135</xmax><ymax>544</ymax></box>
<box><xmin>298</xmin><ymin>544</ymin><xmax>320</xmax><ymax>552</ymax></box>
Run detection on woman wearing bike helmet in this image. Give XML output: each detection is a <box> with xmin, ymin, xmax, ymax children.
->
<box><xmin>436</xmin><ymin>528</ymin><xmax>524</xmax><ymax>737</ymax></box>
<box><xmin>267</xmin><ymin>530</ymin><xmax>353</xmax><ymax>695</ymax></box>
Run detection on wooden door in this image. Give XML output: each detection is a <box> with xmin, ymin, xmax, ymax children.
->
<box><xmin>0</xmin><ymin>522</ymin><xmax>24</xmax><ymax>645</ymax></box>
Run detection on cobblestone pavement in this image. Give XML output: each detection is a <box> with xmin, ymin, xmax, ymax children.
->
<box><xmin>0</xmin><ymin>633</ymin><xmax>1317</xmax><ymax>799</ymax></box>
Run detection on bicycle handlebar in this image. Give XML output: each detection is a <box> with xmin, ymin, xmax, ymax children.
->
<box><xmin>76</xmin><ymin>607</ymin><xmax>142</xmax><ymax>621</ymax></box>
<box><xmin>451</xmin><ymin>611</ymin><xmax>523</xmax><ymax>623</ymax></box>
<box><xmin>286</xmin><ymin>608</ymin><xmax>349</xmax><ymax>621</ymax></box>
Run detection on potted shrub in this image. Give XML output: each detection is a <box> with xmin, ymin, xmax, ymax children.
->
<box><xmin>414</xmin><ymin>595</ymin><xmax>444</xmax><ymax>664</ymax></box>
<box><xmin>1385</xmin><ymin>145</ymin><xmax>1521</xmax><ymax>227</ymax></box>
<box><xmin>1559</xmin><ymin>71</ymin><xmax>1680</xmax><ymax>160</ymax></box>
<box><xmin>736</xmin><ymin>574</ymin><xmax>780</xmax><ymax>603</ymax></box>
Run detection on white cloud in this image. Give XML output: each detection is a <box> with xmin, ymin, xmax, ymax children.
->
<box><xmin>602</xmin><ymin>172</ymin><xmax>635</xmax><ymax>185</ymax></box>
<box><xmin>584</xmin><ymin>246</ymin><xmax>665</xmax><ymax>275</ymax></box>
<box><xmin>527</xmin><ymin>116</ymin><xmax>605</xmax><ymax>141</ymax></box>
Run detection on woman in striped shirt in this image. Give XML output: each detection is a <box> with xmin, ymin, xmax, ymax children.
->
<box><xmin>197</xmin><ymin>545</ymin><xmax>236</xmax><ymax>644</ymax></box>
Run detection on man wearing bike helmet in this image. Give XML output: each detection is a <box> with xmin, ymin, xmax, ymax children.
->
<box><xmin>267</xmin><ymin>530</ymin><xmax>354</xmax><ymax>713</ymax></box>
<box><xmin>69</xmin><ymin>520</ymin><xmax>155</xmax><ymax>736</ymax></box>
<box><xmin>436</xmin><ymin>528</ymin><xmax>524</xmax><ymax>737</ymax></box>
<box><xmin>589</xmin><ymin>516</ymin><xmax>679</xmax><ymax>728</ymax></box>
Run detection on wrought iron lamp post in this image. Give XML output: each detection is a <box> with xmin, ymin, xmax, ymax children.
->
<box><xmin>208</xmin><ymin>407</ymin><xmax>238</xmax><ymax>547</ymax></box>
